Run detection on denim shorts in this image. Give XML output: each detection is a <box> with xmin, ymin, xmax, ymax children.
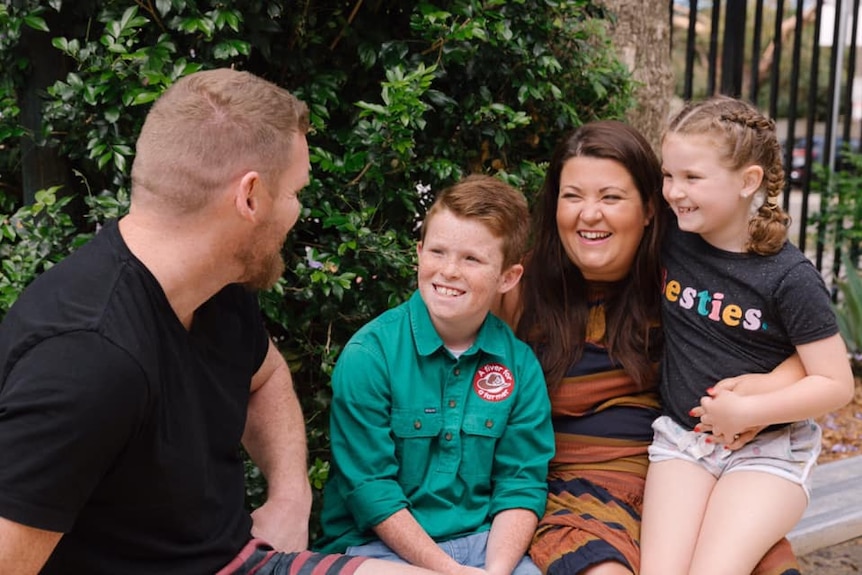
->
<box><xmin>648</xmin><ymin>415</ymin><xmax>821</xmax><ymax>500</ymax></box>
<box><xmin>345</xmin><ymin>530</ymin><xmax>541</xmax><ymax>575</ymax></box>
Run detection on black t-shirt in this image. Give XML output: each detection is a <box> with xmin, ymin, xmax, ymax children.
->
<box><xmin>660</xmin><ymin>221</ymin><xmax>838</xmax><ymax>429</ymax></box>
<box><xmin>0</xmin><ymin>220</ymin><xmax>269</xmax><ymax>574</ymax></box>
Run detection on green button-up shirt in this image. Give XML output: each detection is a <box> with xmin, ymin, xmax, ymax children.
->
<box><xmin>316</xmin><ymin>291</ymin><xmax>554</xmax><ymax>552</ymax></box>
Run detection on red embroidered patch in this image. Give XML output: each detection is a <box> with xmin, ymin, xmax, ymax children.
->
<box><xmin>473</xmin><ymin>363</ymin><xmax>514</xmax><ymax>402</ymax></box>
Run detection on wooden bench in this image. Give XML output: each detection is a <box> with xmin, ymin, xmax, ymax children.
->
<box><xmin>788</xmin><ymin>456</ymin><xmax>862</xmax><ymax>556</ymax></box>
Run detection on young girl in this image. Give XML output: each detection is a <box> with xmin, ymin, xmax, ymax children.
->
<box><xmin>640</xmin><ymin>96</ymin><xmax>855</xmax><ymax>575</ymax></box>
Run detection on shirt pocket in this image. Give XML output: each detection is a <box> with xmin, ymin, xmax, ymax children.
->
<box><xmin>391</xmin><ymin>408</ymin><xmax>443</xmax><ymax>487</ymax></box>
<box><xmin>459</xmin><ymin>406</ymin><xmax>509</xmax><ymax>480</ymax></box>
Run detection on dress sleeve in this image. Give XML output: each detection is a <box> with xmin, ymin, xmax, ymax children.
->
<box><xmin>0</xmin><ymin>332</ymin><xmax>149</xmax><ymax>532</ymax></box>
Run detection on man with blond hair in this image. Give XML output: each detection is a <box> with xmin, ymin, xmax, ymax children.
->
<box><xmin>0</xmin><ymin>68</ymin><xmax>441</xmax><ymax>575</ymax></box>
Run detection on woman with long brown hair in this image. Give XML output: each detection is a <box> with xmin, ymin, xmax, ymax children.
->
<box><xmin>497</xmin><ymin>120</ymin><xmax>800</xmax><ymax>575</ymax></box>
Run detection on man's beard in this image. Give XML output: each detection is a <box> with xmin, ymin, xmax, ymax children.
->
<box><xmin>236</xmin><ymin>223</ymin><xmax>287</xmax><ymax>291</ymax></box>
<box><xmin>242</xmin><ymin>249</ymin><xmax>285</xmax><ymax>291</ymax></box>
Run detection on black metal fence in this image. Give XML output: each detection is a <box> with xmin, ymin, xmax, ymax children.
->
<box><xmin>672</xmin><ymin>0</ymin><xmax>862</xmax><ymax>284</ymax></box>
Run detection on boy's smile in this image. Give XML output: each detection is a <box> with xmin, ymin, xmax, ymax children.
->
<box><xmin>417</xmin><ymin>208</ymin><xmax>521</xmax><ymax>349</ymax></box>
<box><xmin>433</xmin><ymin>284</ymin><xmax>465</xmax><ymax>297</ymax></box>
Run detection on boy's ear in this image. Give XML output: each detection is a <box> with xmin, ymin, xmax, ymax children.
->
<box><xmin>740</xmin><ymin>165</ymin><xmax>764</xmax><ymax>198</ymax></box>
<box><xmin>235</xmin><ymin>171</ymin><xmax>262</xmax><ymax>222</ymax></box>
<box><xmin>497</xmin><ymin>263</ymin><xmax>524</xmax><ymax>294</ymax></box>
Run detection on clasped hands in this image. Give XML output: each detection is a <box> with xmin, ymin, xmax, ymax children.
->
<box><xmin>689</xmin><ymin>375</ymin><xmax>763</xmax><ymax>451</ymax></box>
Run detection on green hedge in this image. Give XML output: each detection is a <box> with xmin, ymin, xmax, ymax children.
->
<box><xmin>0</xmin><ymin>0</ymin><xmax>634</xmax><ymax>536</ymax></box>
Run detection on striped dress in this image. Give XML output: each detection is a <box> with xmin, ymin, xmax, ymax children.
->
<box><xmin>528</xmin><ymin>299</ymin><xmax>800</xmax><ymax>575</ymax></box>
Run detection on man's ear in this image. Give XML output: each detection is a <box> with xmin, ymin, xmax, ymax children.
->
<box><xmin>235</xmin><ymin>171</ymin><xmax>262</xmax><ymax>222</ymax></box>
<box><xmin>741</xmin><ymin>165</ymin><xmax>764</xmax><ymax>198</ymax></box>
<box><xmin>498</xmin><ymin>263</ymin><xmax>524</xmax><ymax>294</ymax></box>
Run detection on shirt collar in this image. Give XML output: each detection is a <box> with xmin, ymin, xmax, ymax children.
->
<box><xmin>407</xmin><ymin>290</ymin><xmax>506</xmax><ymax>359</ymax></box>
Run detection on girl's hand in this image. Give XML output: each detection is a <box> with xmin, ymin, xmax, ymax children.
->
<box><xmin>691</xmin><ymin>387</ymin><xmax>764</xmax><ymax>449</ymax></box>
<box><xmin>688</xmin><ymin>374</ymin><xmax>759</xmax><ymax>429</ymax></box>
<box><xmin>713</xmin><ymin>425</ymin><xmax>761</xmax><ymax>450</ymax></box>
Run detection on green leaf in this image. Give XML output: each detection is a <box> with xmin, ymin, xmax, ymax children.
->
<box><xmin>358</xmin><ymin>43</ymin><xmax>377</xmax><ymax>68</ymax></box>
<box><xmin>104</xmin><ymin>108</ymin><xmax>120</xmax><ymax>124</ymax></box>
<box><xmin>835</xmin><ymin>254</ymin><xmax>862</xmax><ymax>358</ymax></box>
<box><xmin>51</xmin><ymin>37</ymin><xmax>70</xmax><ymax>53</ymax></box>
<box><xmin>155</xmin><ymin>0</ymin><xmax>172</xmax><ymax>17</ymax></box>
<box><xmin>131</xmin><ymin>91</ymin><xmax>160</xmax><ymax>105</ymax></box>
<box><xmin>23</xmin><ymin>16</ymin><xmax>49</xmax><ymax>33</ymax></box>
<box><xmin>356</xmin><ymin>102</ymin><xmax>387</xmax><ymax>115</ymax></box>
<box><xmin>106</xmin><ymin>20</ymin><xmax>122</xmax><ymax>40</ymax></box>
<box><xmin>34</xmin><ymin>188</ymin><xmax>60</xmax><ymax>206</ymax></box>
<box><xmin>98</xmin><ymin>152</ymin><xmax>112</xmax><ymax>170</ymax></box>
<box><xmin>113</xmin><ymin>151</ymin><xmax>127</xmax><ymax>173</ymax></box>
<box><xmin>65</xmin><ymin>72</ymin><xmax>84</xmax><ymax>90</ymax></box>
<box><xmin>118</xmin><ymin>6</ymin><xmax>140</xmax><ymax>34</ymax></box>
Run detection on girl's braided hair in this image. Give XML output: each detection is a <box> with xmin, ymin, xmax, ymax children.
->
<box><xmin>665</xmin><ymin>96</ymin><xmax>790</xmax><ymax>255</ymax></box>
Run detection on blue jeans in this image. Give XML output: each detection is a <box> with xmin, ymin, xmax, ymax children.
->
<box><xmin>345</xmin><ymin>530</ymin><xmax>540</xmax><ymax>575</ymax></box>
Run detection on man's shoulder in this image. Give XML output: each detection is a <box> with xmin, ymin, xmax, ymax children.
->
<box><xmin>0</xmin><ymin>225</ymin><xmax>160</xmax><ymax>383</ymax></box>
<box><xmin>7</xmin><ymin>222</ymin><xmax>128</xmax><ymax>320</ymax></box>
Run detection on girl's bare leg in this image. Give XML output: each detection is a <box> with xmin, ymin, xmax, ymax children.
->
<box><xmin>688</xmin><ymin>471</ymin><xmax>806</xmax><ymax>575</ymax></box>
<box><xmin>640</xmin><ymin>459</ymin><xmax>716</xmax><ymax>575</ymax></box>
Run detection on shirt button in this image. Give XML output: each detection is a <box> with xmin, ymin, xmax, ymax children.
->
<box><xmin>485</xmin><ymin>419</ymin><xmax>494</xmax><ymax>428</ymax></box>
<box><xmin>454</xmin><ymin>368</ymin><xmax>461</xmax><ymax>376</ymax></box>
<box><xmin>448</xmin><ymin>399</ymin><xmax>456</xmax><ymax>408</ymax></box>
<box><xmin>445</xmin><ymin>432</ymin><xmax>453</xmax><ymax>441</ymax></box>
<box><xmin>414</xmin><ymin>420</ymin><xmax>422</xmax><ymax>429</ymax></box>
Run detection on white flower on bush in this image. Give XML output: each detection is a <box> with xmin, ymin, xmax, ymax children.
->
<box><xmin>304</xmin><ymin>246</ymin><xmax>324</xmax><ymax>270</ymax></box>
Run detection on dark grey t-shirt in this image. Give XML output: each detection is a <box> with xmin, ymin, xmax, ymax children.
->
<box><xmin>660</xmin><ymin>221</ymin><xmax>838</xmax><ymax>429</ymax></box>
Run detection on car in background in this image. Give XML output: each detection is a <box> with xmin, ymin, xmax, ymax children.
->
<box><xmin>789</xmin><ymin>135</ymin><xmax>860</xmax><ymax>186</ymax></box>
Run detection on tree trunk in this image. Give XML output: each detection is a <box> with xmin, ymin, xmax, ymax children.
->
<box><xmin>598</xmin><ymin>0</ymin><xmax>674</xmax><ymax>154</ymax></box>
<box><xmin>17</xmin><ymin>14</ymin><xmax>71</xmax><ymax>205</ymax></box>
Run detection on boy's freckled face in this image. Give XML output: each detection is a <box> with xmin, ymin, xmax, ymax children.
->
<box><xmin>417</xmin><ymin>208</ymin><xmax>510</xmax><ymax>336</ymax></box>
